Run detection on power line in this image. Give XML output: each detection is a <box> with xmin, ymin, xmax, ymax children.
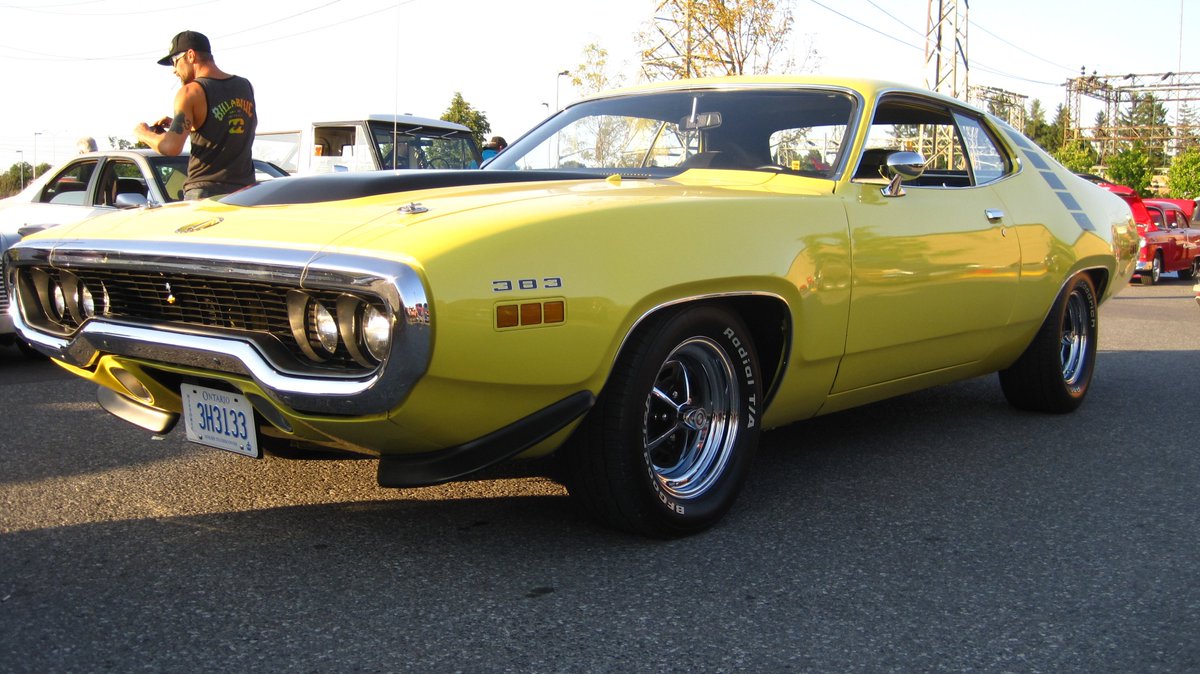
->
<box><xmin>970</xmin><ymin>20</ymin><xmax>1076</xmax><ymax>74</ymax></box>
<box><xmin>0</xmin><ymin>0</ymin><xmax>404</xmax><ymax>62</ymax></box>
<box><xmin>804</xmin><ymin>0</ymin><xmax>1066</xmax><ymax>89</ymax></box>
<box><xmin>801</xmin><ymin>0</ymin><xmax>921</xmax><ymax>53</ymax></box>
<box><xmin>863</xmin><ymin>0</ymin><xmax>925</xmax><ymax>40</ymax></box>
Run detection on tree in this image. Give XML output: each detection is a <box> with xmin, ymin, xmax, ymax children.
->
<box><xmin>639</xmin><ymin>0</ymin><xmax>798</xmax><ymax>80</ymax></box>
<box><xmin>108</xmin><ymin>136</ymin><xmax>148</xmax><ymax>150</ymax></box>
<box><xmin>1119</xmin><ymin>93</ymin><xmax>1169</xmax><ymax>164</ymax></box>
<box><xmin>441</xmin><ymin>92</ymin><xmax>491</xmax><ymax>148</ymax></box>
<box><xmin>1176</xmin><ymin>103</ymin><xmax>1199</xmax><ymax>152</ymax></box>
<box><xmin>1044</xmin><ymin>104</ymin><xmax>1070</xmax><ymax>154</ymax></box>
<box><xmin>1167</xmin><ymin>148</ymin><xmax>1200</xmax><ymax>198</ymax></box>
<box><xmin>1</xmin><ymin>162</ymin><xmax>34</xmax><ymax>198</ymax></box>
<box><xmin>571</xmin><ymin>42</ymin><xmax>625</xmax><ymax>96</ymax></box>
<box><xmin>1105</xmin><ymin>146</ymin><xmax>1154</xmax><ymax>196</ymax></box>
<box><xmin>1054</xmin><ymin>139</ymin><xmax>1099</xmax><ymax>174</ymax></box>
<box><xmin>1024</xmin><ymin>100</ymin><xmax>1051</xmax><ymax>149</ymax></box>
<box><xmin>1023</xmin><ymin>100</ymin><xmax>1067</xmax><ymax>153</ymax></box>
<box><xmin>562</xmin><ymin>43</ymin><xmax>633</xmax><ymax>167</ymax></box>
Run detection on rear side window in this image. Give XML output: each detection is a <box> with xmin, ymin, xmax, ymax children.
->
<box><xmin>953</xmin><ymin>112</ymin><xmax>1009</xmax><ymax>185</ymax></box>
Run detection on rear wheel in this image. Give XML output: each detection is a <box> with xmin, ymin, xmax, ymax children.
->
<box><xmin>562</xmin><ymin>305</ymin><xmax>763</xmax><ymax>537</ymax></box>
<box><xmin>999</xmin><ymin>273</ymin><xmax>1097</xmax><ymax>413</ymax></box>
<box><xmin>1179</xmin><ymin>257</ymin><xmax>1200</xmax><ymax>280</ymax></box>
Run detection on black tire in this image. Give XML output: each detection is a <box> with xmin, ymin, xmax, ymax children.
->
<box><xmin>562</xmin><ymin>305</ymin><xmax>763</xmax><ymax>537</ymax></box>
<box><xmin>1179</xmin><ymin>258</ymin><xmax>1200</xmax><ymax>280</ymax></box>
<box><xmin>999</xmin><ymin>273</ymin><xmax>1098</xmax><ymax>413</ymax></box>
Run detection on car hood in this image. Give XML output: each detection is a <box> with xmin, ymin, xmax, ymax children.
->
<box><xmin>15</xmin><ymin>169</ymin><xmax>824</xmax><ymax>264</ymax></box>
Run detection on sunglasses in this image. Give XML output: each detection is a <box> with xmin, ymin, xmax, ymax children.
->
<box><xmin>171</xmin><ymin>51</ymin><xmax>187</xmax><ymax>67</ymax></box>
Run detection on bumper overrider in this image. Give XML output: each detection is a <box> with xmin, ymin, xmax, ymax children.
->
<box><xmin>6</xmin><ymin>239</ymin><xmax>594</xmax><ymax>486</ymax></box>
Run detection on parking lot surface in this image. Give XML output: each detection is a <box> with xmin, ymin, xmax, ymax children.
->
<box><xmin>2</xmin><ymin>279</ymin><xmax>1198</xmax><ymax>672</ymax></box>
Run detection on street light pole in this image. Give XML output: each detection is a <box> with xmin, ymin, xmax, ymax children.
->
<box><xmin>33</xmin><ymin>132</ymin><xmax>41</xmax><ymax>179</ymax></box>
<box><xmin>556</xmin><ymin>70</ymin><xmax>570</xmax><ymax>111</ymax></box>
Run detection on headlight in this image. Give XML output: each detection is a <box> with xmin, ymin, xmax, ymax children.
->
<box><xmin>361</xmin><ymin>304</ymin><xmax>391</xmax><ymax>362</ymax></box>
<box><xmin>336</xmin><ymin>294</ymin><xmax>392</xmax><ymax>367</ymax></box>
<box><xmin>310</xmin><ymin>300</ymin><xmax>339</xmax><ymax>355</ymax></box>
<box><xmin>80</xmin><ymin>284</ymin><xmax>95</xmax><ymax>317</ymax></box>
<box><xmin>289</xmin><ymin>290</ymin><xmax>391</xmax><ymax>367</ymax></box>
<box><xmin>51</xmin><ymin>282</ymin><xmax>67</xmax><ymax>319</ymax></box>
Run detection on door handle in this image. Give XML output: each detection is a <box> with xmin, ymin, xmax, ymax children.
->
<box><xmin>985</xmin><ymin>209</ymin><xmax>1004</xmax><ymax>223</ymax></box>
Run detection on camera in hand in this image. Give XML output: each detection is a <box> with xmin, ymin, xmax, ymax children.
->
<box><xmin>150</xmin><ymin>122</ymin><xmax>168</xmax><ymax>133</ymax></box>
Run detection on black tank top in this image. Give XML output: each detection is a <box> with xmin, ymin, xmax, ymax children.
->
<box><xmin>187</xmin><ymin>76</ymin><xmax>257</xmax><ymax>191</ymax></box>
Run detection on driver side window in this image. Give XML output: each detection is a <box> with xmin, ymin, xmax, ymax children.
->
<box><xmin>39</xmin><ymin>161</ymin><xmax>97</xmax><ymax>205</ymax></box>
<box><xmin>855</xmin><ymin>98</ymin><xmax>1011</xmax><ymax>187</ymax></box>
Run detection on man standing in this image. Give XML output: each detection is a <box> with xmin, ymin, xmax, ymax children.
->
<box><xmin>135</xmin><ymin>30</ymin><xmax>257</xmax><ymax>199</ymax></box>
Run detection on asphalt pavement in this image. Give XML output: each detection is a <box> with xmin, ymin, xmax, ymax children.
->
<box><xmin>1</xmin><ymin>276</ymin><xmax>1197</xmax><ymax>673</ymax></box>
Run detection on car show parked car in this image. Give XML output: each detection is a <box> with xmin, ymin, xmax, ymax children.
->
<box><xmin>0</xmin><ymin>150</ymin><xmax>288</xmax><ymax>352</ymax></box>
<box><xmin>5</xmin><ymin>76</ymin><xmax>1136</xmax><ymax>536</ymax></box>
<box><xmin>1093</xmin><ymin>183</ymin><xmax>1199</xmax><ymax>285</ymax></box>
<box><xmin>1141</xmin><ymin>198</ymin><xmax>1200</xmax><ymax>282</ymax></box>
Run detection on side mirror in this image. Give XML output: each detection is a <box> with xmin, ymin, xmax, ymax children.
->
<box><xmin>882</xmin><ymin>151</ymin><xmax>926</xmax><ymax>198</ymax></box>
<box><xmin>114</xmin><ymin>193</ymin><xmax>148</xmax><ymax>209</ymax></box>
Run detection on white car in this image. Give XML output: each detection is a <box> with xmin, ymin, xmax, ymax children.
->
<box><xmin>0</xmin><ymin>150</ymin><xmax>287</xmax><ymax>352</ymax></box>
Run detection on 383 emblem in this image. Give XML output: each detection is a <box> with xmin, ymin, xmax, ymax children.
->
<box><xmin>492</xmin><ymin>277</ymin><xmax>563</xmax><ymax>292</ymax></box>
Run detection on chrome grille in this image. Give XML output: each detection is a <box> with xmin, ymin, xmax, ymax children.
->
<box><xmin>69</xmin><ymin>268</ymin><xmax>366</xmax><ymax>371</ymax></box>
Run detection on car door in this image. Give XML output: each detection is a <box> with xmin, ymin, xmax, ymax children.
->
<box><xmin>1171</xmin><ymin>209</ymin><xmax>1200</xmax><ymax>269</ymax></box>
<box><xmin>3</xmin><ymin>159</ymin><xmax>106</xmax><ymax>232</ymax></box>
<box><xmin>834</xmin><ymin>97</ymin><xmax>1021</xmax><ymax>393</ymax></box>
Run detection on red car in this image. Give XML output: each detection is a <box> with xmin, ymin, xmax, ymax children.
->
<box><xmin>1142</xmin><ymin>199</ymin><xmax>1200</xmax><ymax>283</ymax></box>
<box><xmin>1097</xmin><ymin>184</ymin><xmax>1200</xmax><ymax>285</ymax></box>
<box><xmin>1150</xmin><ymin>197</ymin><xmax>1199</xmax><ymax>224</ymax></box>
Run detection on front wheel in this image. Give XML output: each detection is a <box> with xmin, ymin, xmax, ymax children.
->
<box><xmin>999</xmin><ymin>273</ymin><xmax>1098</xmax><ymax>413</ymax></box>
<box><xmin>562</xmin><ymin>305</ymin><xmax>763</xmax><ymax>537</ymax></box>
<box><xmin>1140</xmin><ymin>254</ymin><xmax>1162</xmax><ymax>285</ymax></box>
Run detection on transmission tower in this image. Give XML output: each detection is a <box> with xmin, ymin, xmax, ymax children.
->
<box><xmin>923</xmin><ymin>0</ymin><xmax>969</xmax><ymax>167</ymax></box>
<box><xmin>1066</xmin><ymin>70</ymin><xmax>1200</xmax><ymax>159</ymax></box>
<box><xmin>924</xmin><ymin>0</ymin><xmax>969</xmax><ymax>100</ymax></box>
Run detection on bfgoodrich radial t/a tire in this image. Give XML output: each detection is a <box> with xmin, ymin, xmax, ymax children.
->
<box><xmin>999</xmin><ymin>273</ymin><xmax>1098</xmax><ymax>413</ymax></box>
<box><xmin>563</xmin><ymin>305</ymin><xmax>763</xmax><ymax>537</ymax></box>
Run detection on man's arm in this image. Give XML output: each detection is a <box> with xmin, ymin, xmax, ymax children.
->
<box><xmin>133</xmin><ymin>85</ymin><xmax>197</xmax><ymax>156</ymax></box>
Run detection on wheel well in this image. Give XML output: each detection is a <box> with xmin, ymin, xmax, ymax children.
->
<box><xmin>1082</xmin><ymin>268</ymin><xmax>1110</xmax><ymax>298</ymax></box>
<box><xmin>627</xmin><ymin>296</ymin><xmax>790</xmax><ymax>407</ymax></box>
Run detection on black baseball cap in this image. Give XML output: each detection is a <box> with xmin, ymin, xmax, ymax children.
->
<box><xmin>157</xmin><ymin>30</ymin><xmax>211</xmax><ymax>66</ymax></box>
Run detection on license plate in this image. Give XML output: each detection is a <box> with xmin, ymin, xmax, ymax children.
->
<box><xmin>181</xmin><ymin>384</ymin><xmax>260</xmax><ymax>458</ymax></box>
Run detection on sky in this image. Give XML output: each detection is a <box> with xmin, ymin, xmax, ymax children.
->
<box><xmin>0</xmin><ymin>0</ymin><xmax>1196</xmax><ymax>172</ymax></box>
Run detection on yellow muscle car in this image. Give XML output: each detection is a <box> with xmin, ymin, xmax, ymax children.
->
<box><xmin>5</xmin><ymin>77</ymin><xmax>1136</xmax><ymax>536</ymax></box>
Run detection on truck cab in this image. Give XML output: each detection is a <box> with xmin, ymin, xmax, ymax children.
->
<box><xmin>254</xmin><ymin>115</ymin><xmax>482</xmax><ymax>174</ymax></box>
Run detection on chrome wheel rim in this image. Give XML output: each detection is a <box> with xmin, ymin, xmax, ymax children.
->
<box><xmin>643</xmin><ymin>337</ymin><xmax>739</xmax><ymax>500</ymax></box>
<box><xmin>1060</xmin><ymin>290</ymin><xmax>1090</xmax><ymax>385</ymax></box>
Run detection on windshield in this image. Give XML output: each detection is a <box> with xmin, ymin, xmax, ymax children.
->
<box><xmin>147</xmin><ymin>156</ymin><xmax>289</xmax><ymax>202</ymax></box>
<box><xmin>369</xmin><ymin>121</ymin><xmax>481</xmax><ymax>170</ymax></box>
<box><xmin>486</xmin><ymin>88</ymin><xmax>855</xmax><ymax>178</ymax></box>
